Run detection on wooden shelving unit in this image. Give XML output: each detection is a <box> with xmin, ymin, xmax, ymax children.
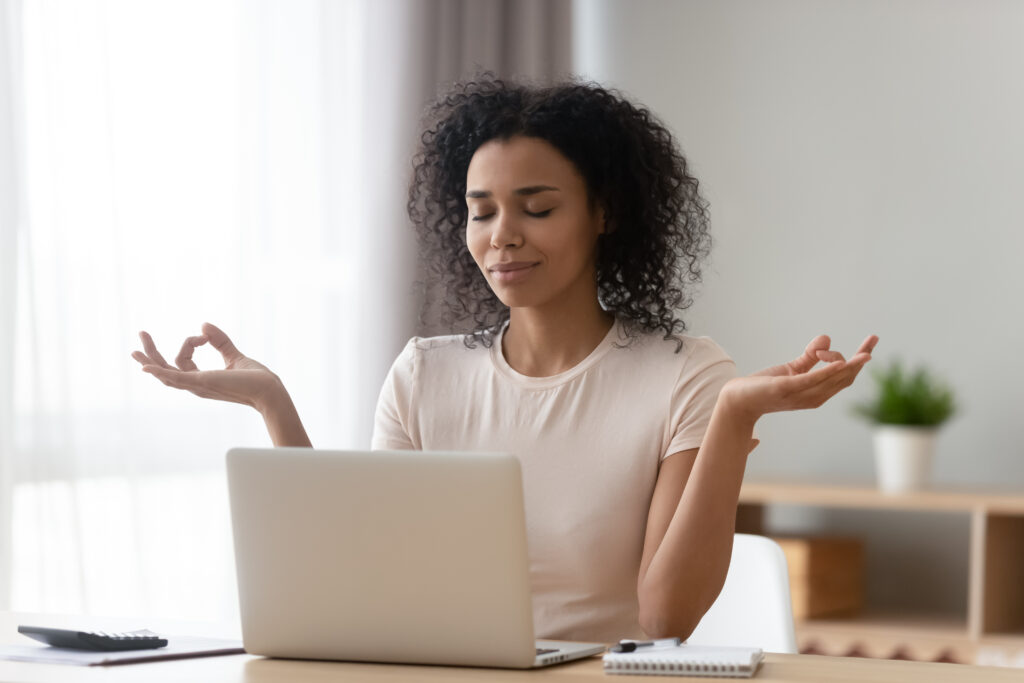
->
<box><xmin>736</xmin><ymin>481</ymin><xmax>1024</xmax><ymax>667</ymax></box>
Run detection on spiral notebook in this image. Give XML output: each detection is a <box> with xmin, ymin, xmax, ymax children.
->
<box><xmin>603</xmin><ymin>644</ymin><xmax>764</xmax><ymax>678</ymax></box>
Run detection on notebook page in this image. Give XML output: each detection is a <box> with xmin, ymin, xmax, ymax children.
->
<box><xmin>603</xmin><ymin>644</ymin><xmax>764</xmax><ymax>677</ymax></box>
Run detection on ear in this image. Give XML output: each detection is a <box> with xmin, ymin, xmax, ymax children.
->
<box><xmin>597</xmin><ymin>205</ymin><xmax>609</xmax><ymax>235</ymax></box>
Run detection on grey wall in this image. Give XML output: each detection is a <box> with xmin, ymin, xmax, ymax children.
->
<box><xmin>574</xmin><ymin>0</ymin><xmax>1024</xmax><ymax>614</ymax></box>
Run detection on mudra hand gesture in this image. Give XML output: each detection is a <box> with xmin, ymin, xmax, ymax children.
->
<box><xmin>130</xmin><ymin>323</ymin><xmax>283</xmax><ymax>412</ymax></box>
<box><xmin>722</xmin><ymin>334</ymin><xmax>879</xmax><ymax>423</ymax></box>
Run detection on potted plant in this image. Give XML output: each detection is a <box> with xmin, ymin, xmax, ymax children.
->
<box><xmin>851</xmin><ymin>359</ymin><xmax>957</xmax><ymax>493</ymax></box>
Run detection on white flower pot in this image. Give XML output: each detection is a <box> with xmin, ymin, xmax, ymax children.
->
<box><xmin>873</xmin><ymin>425</ymin><xmax>938</xmax><ymax>493</ymax></box>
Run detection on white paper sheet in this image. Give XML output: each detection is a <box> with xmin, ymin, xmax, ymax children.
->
<box><xmin>0</xmin><ymin>635</ymin><xmax>245</xmax><ymax>666</ymax></box>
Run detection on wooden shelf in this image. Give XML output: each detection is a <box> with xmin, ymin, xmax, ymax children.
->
<box><xmin>736</xmin><ymin>480</ymin><xmax>1024</xmax><ymax>666</ymax></box>
<box><xmin>739</xmin><ymin>480</ymin><xmax>1024</xmax><ymax>514</ymax></box>
<box><xmin>798</xmin><ymin>609</ymin><xmax>967</xmax><ymax>638</ymax></box>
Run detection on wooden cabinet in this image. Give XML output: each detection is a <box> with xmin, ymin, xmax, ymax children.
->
<box><xmin>736</xmin><ymin>481</ymin><xmax>1024</xmax><ymax>667</ymax></box>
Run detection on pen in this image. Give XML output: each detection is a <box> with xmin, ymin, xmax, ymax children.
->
<box><xmin>610</xmin><ymin>637</ymin><xmax>681</xmax><ymax>653</ymax></box>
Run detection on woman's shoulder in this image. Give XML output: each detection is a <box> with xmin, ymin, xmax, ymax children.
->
<box><xmin>619</xmin><ymin>323</ymin><xmax>736</xmax><ymax>366</ymax></box>
<box><xmin>403</xmin><ymin>332</ymin><xmax>490</xmax><ymax>356</ymax></box>
<box><xmin>388</xmin><ymin>332</ymin><xmax>489</xmax><ymax>374</ymax></box>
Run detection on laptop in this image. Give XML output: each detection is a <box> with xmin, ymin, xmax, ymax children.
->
<box><xmin>225</xmin><ymin>447</ymin><xmax>607</xmax><ymax>668</ymax></box>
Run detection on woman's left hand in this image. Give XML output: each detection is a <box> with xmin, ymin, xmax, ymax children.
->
<box><xmin>720</xmin><ymin>334</ymin><xmax>879</xmax><ymax>424</ymax></box>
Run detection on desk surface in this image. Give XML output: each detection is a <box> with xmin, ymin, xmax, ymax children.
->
<box><xmin>2</xmin><ymin>612</ymin><xmax>1022</xmax><ymax>682</ymax></box>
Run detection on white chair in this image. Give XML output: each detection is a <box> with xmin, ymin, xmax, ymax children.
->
<box><xmin>686</xmin><ymin>533</ymin><xmax>798</xmax><ymax>653</ymax></box>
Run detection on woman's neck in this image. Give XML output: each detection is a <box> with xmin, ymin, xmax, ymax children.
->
<box><xmin>502</xmin><ymin>298</ymin><xmax>614</xmax><ymax>378</ymax></box>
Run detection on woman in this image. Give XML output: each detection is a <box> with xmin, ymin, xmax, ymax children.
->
<box><xmin>132</xmin><ymin>75</ymin><xmax>877</xmax><ymax>642</ymax></box>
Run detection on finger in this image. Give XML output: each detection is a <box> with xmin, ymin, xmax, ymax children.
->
<box><xmin>139</xmin><ymin>331</ymin><xmax>173</xmax><ymax>369</ymax></box>
<box><xmin>175</xmin><ymin>335</ymin><xmax>208</xmax><ymax>371</ymax></box>
<box><xmin>787</xmin><ymin>335</ymin><xmax>832</xmax><ymax>374</ymax></box>
<box><xmin>201</xmin><ymin>322</ymin><xmax>244</xmax><ymax>365</ymax></box>
<box><xmin>782</xmin><ymin>359</ymin><xmax>847</xmax><ymax>393</ymax></box>
<box><xmin>843</xmin><ymin>353</ymin><xmax>873</xmax><ymax>383</ymax></box>
<box><xmin>816</xmin><ymin>349</ymin><xmax>845</xmax><ymax>363</ymax></box>
<box><xmin>827</xmin><ymin>351</ymin><xmax>870</xmax><ymax>374</ymax></box>
<box><xmin>813</xmin><ymin>338</ymin><xmax>875</xmax><ymax>372</ymax></box>
<box><xmin>855</xmin><ymin>335</ymin><xmax>880</xmax><ymax>356</ymax></box>
<box><xmin>778</xmin><ymin>362</ymin><xmax>855</xmax><ymax>411</ymax></box>
<box><xmin>144</xmin><ymin>367</ymin><xmax>231</xmax><ymax>403</ymax></box>
<box><xmin>818</xmin><ymin>353</ymin><xmax>873</xmax><ymax>396</ymax></box>
<box><xmin>131</xmin><ymin>350</ymin><xmax>151</xmax><ymax>366</ymax></box>
<box><xmin>783</xmin><ymin>351</ymin><xmax>872</xmax><ymax>408</ymax></box>
<box><xmin>142</xmin><ymin>364</ymin><xmax>201</xmax><ymax>390</ymax></box>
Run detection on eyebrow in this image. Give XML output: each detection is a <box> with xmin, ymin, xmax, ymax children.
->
<box><xmin>465</xmin><ymin>185</ymin><xmax>560</xmax><ymax>199</ymax></box>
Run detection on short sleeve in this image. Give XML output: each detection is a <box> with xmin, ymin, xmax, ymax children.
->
<box><xmin>663</xmin><ymin>338</ymin><xmax>760</xmax><ymax>460</ymax></box>
<box><xmin>370</xmin><ymin>338</ymin><xmax>418</xmax><ymax>451</ymax></box>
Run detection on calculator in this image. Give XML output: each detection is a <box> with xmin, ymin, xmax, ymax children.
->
<box><xmin>18</xmin><ymin>625</ymin><xmax>169</xmax><ymax>651</ymax></box>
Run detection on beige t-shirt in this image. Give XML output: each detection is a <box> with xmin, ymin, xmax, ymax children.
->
<box><xmin>371</xmin><ymin>317</ymin><xmax>759</xmax><ymax>643</ymax></box>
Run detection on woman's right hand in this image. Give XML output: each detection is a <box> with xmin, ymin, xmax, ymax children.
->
<box><xmin>131</xmin><ymin>322</ymin><xmax>283</xmax><ymax>413</ymax></box>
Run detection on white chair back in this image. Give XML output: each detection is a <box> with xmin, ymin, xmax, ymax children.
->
<box><xmin>686</xmin><ymin>533</ymin><xmax>797</xmax><ymax>653</ymax></box>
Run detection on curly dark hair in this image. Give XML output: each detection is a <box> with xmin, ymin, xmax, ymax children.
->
<box><xmin>407</xmin><ymin>72</ymin><xmax>712</xmax><ymax>352</ymax></box>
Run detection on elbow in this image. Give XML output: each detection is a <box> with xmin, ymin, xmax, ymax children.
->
<box><xmin>638</xmin><ymin>574</ymin><xmax>727</xmax><ymax>640</ymax></box>
<box><xmin>638</xmin><ymin>605</ymin><xmax>700</xmax><ymax>641</ymax></box>
<box><xmin>637</xmin><ymin>589</ymin><xmax>703</xmax><ymax>641</ymax></box>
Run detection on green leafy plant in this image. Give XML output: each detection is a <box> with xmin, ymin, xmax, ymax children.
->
<box><xmin>851</xmin><ymin>358</ymin><xmax>956</xmax><ymax>427</ymax></box>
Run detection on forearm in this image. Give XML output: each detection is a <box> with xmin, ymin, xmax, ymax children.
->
<box><xmin>638</xmin><ymin>393</ymin><xmax>758</xmax><ymax>637</ymax></box>
<box><xmin>257</xmin><ymin>381</ymin><xmax>313</xmax><ymax>448</ymax></box>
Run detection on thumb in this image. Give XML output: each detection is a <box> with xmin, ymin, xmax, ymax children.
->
<box><xmin>201</xmin><ymin>322</ymin><xmax>244</xmax><ymax>363</ymax></box>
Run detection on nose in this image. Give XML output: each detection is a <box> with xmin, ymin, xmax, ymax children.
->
<box><xmin>489</xmin><ymin>211</ymin><xmax>524</xmax><ymax>250</ymax></box>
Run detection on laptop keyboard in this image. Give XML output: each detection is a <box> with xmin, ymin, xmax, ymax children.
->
<box><xmin>536</xmin><ymin>647</ymin><xmax>559</xmax><ymax>655</ymax></box>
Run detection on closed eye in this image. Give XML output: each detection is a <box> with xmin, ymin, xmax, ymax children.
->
<box><xmin>471</xmin><ymin>209</ymin><xmax>553</xmax><ymax>222</ymax></box>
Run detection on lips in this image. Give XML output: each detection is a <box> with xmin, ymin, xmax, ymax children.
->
<box><xmin>487</xmin><ymin>261</ymin><xmax>539</xmax><ymax>285</ymax></box>
<box><xmin>488</xmin><ymin>261</ymin><xmax>539</xmax><ymax>272</ymax></box>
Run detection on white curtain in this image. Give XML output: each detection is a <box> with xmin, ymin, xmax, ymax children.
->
<box><xmin>0</xmin><ymin>0</ymin><xmax>571</xmax><ymax>621</ymax></box>
<box><xmin>0</xmin><ymin>0</ymin><xmax>25</xmax><ymax>614</ymax></box>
